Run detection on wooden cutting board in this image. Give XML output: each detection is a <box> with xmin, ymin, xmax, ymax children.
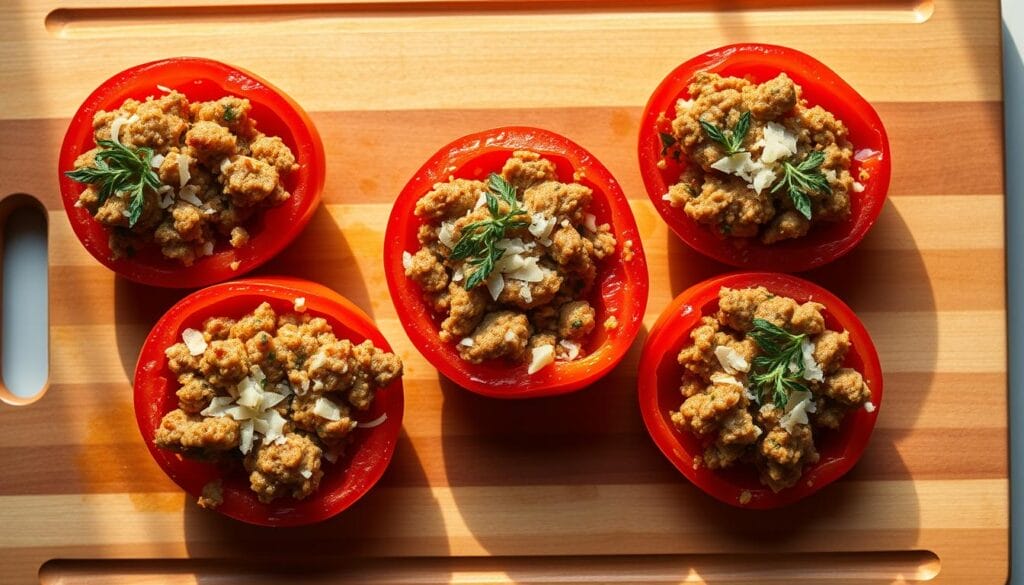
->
<box><xmin>0</xmin><ymin>0</ymin><xmax>1008</xmax><ymax>583</ymax></box>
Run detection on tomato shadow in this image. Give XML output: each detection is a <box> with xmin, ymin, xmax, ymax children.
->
<box><xmin>112</xmin><ymin>278</ymin><xmax>188</xmax><ymax>381</ymax></box>
<box><xmin>251</xmin><ymin>204</ymin><xmax>376</xmax><ymax>319</ymax></box>
<box><xmin>181</xmin><ymin>428</ymin><xmax>450</xmax><ymax>574</ymax></box>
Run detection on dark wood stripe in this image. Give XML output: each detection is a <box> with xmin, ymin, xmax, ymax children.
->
<box><xmin>0</xmin><ymin>102</ymin><xmax>1003</xmax><ymax>210</ymax></box>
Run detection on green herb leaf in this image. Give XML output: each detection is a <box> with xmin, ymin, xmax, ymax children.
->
<box><xmin>658</xmin><ymin>132</ymin><xmax>682</xmax><ymax>161</ymax></box>
<box><xmin>770</xmin><ymin>150</ymin><xmax>831</xmax><ymax>220</ymax></box>
<box><xmin>450</xmin><ymin>173</ymin><xmax>530</xmax><ymax>289</ymax></box>
<box><xmin>223</xmin><ymin>105</ymin><xmax>237</xmax><ymax>122</ymax></box>
<box><xmin>65</xmin><ymin>139</ymin><xmax>162</xmax><ymax>228</ymax></box>
<box><xmin>699</xmin><ymin>111</ymin><xmax>751</xmax><ymax>156</ymax></box>
<box><xmin>748</xmin><ymin>318</ymin><xmax>809</xmax><ymax>409</ymax></box>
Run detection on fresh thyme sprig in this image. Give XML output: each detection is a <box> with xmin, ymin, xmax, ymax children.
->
<box><xmin>450</xmin><ymin>173</ymin><xmax>530</xmax><ymax>290</ymax></box>
<box><xmin>770</xmin><ymin>150</ymin><xmax>831</xmax><ymax>220</ymax></box>
<box><xmin>748</xmin><ymin>318</ymin><xmax>809</xmax><ymax>409</ymax></box>
<box><xmin>65</xmin><ymin>139</ymin><xmax>162</xmax><ymax>227</ymax></box>
<box><xmin>699</xmin><ymin>111</ymin><xmax>751</xmax><ymax>156</ymax></box>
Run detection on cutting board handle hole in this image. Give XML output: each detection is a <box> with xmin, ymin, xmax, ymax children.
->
<box><xmin>0</xmin><ymin>195</ymin><xmax>49</xmax><ymax>406</ymax></box>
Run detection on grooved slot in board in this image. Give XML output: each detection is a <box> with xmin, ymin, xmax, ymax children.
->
<box><xmin>45</xmin><ymin>0</ymin><xmax>934</xmax><ymax>39</ymax></box>
<box><xmin>40</xmin><ymin>551</ymin><xmax>941</xmax><ymax>584</ymax></box>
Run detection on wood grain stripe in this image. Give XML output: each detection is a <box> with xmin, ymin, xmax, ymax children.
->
<box><xmin>0</xmin><ymin>481</ymin><xmax>1007</xmax><ymax>551</ymax></box>
<box><xmin>0</xmin><ymin>102</ymin><xmax>1004</xmax><ymax>208</ymax></box>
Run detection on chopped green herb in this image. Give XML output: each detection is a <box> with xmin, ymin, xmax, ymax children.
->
<box><xmin>450</xmin><ymin>173</ymin><xmax>531</xmax><ymax>290</ymax></box>
<box><xmin>770</xmin><ymin>150</ymin><xmax>831</xmax><ymax>220</ymax></box>
<box><xmin>223</xmin><ymin>105</ymin><xmax>237</xmax><ymax>122</ymax></box>
<box><xmin>748</xmin><ymin>318</ymin><xmax>809</xmax><ymax>409</ymax></box>
<box><xmin>699</xmin><ymin>111</ymin><xmax>751</xmax><ymax>156</ymax></box>
<box><xmin>658</xmin><ymin>132</ymin><xmax>681</xmax><ymax>161</ymax></box>
<box><xmin>571</xmin><ymin>319</ymin><xmax>583</xmax><ymax>329</ymax></box>
<box><xmin>64</xmin><ymin>139</ymin><xmax>162</xmax><ymax>228</ymax></box>
<box><xmin>267</xmin><ymin>350</ymin><xmax>276</xmax><ymax>362</ymax></box>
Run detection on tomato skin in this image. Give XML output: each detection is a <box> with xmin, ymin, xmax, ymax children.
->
<box><xmin>638</xmin><ymin>272</ymin><xmax>883</xmax><ymax>509</ymax></box>
<box><xmin>638</xmin><ymin>44</ymin><xmax>891</xmax><ymax>272</ymax></box>
<box><xmin>384</xmin><ymin>127</ymin><xmax>649</xmax><ymax>399</ymax></box>
<box><xmin>58</xmin><ymin>58</ymin><xmax>325</xmax><ymax>288</ymax></box>
<box><xmin>133</xmin><ymin>277</ymin><xmax>403</xmax><ymax>526</ymax></box>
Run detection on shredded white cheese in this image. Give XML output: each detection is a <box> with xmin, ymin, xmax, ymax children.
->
<box><xmin>709</xmin><ymin>372</ymin><xmax>744</xmax><ymax>388</ymax></box>
<box><xmin>749</xmin><ymin>167</ymin><xmax>777</xmax><ymax>195</ymax></box>
<box><xmin>864</xmin><ymin>401</ymin><xmax>877</xmax><ymax>413</ymax></box>
<box><xmin>854</xmin><ymin>148</ymin><xmax>881</xmax><ymax>162</ymax></box>
<box><xmin>438</xmin><ymin>222</ymin><xmax>457</xmax><ymax>249</ymax></box>
<box><xmin>582</xmin><ymin>213</ymin><xmax>598</xmax><ymax>233</ymax></box>
<box><xmin>711</xmin><ymin>152</ymin><xmax>758</xmax><ymax>181</ymax></box>
<box><xmin>359</xmin><ymin>413</ymin><xmax>388</xmax><ymax>429</ymax></box>
<box><xmin>452</xmin><ymin>268</ymin><xmax>464</xmax><ymax>283</ymax></box>
<box><xmin>313</xmin><ymin>397</ymin><xmax>343</xmax><ymax>421</ymax></box>
<box><xmin>558</xmin><ymin>339</ymin><xmax>581</xmax><ymax>361</ymax></box>
<box><xmin>779</xmin><ymin>390</ymin><xmax>817</xmax><ymax>433</ymax></box>
<box><xmin>402</xmin><ymin>251</ymin><xmax>413</xmax><ymax>271</ymax></box>
<box><xmin>675</xmin><ymin>99</ymin><xmax>694</xmax><ymax>115</ymax></box>
<box><xmin>300</xmin><ymin>469</ymin><xmax>313</xmax><ymax>479</ymax></box>
<box><xmin>714</xmin><ymin>345</ymin><xmax>750</xmax><ymax>375</ymax></box>
<box><xmin>109</xmin><ymin>114</ymin><xmax>138</xmax><ymax>146</ymax></box>
<box><xmin>150</xmin><ymin>153</ymin><xmax>165</xmax><ymax>169</ymax></box>
<box><xmin>527</xmin><ymin>344</ymin><xmax>556</xmax><ymax>374</ymax></box>
<box><xmin>294</xmin><ymin>297</ymin><xmax>307</xmax><ymax>313</ymax></box>
<box><xmin>528</xmin><ymin>213</ymin><xmax>557</xmax><ymax>242</ymax></box>
<box><xmin>852</xmin><ymin>181</ymin><xmax>865</xmax><ymax>193</ymax></box>
<box><xmin>177</xmin><ymin>153</ymin><xmax>191</xmax><ymax>188</ymax></box>
<box><xmin>758</xmin><ymin>122</ymin><xmax>798</xmax><ymax>163</ymax></box>
<box><xmin>518</xmin><ymin>282</ymin><xmax>533</xmax><ymax>304</ymax></box>
<box><xmin>503</xmin><ymin>330</ymin><xmax>518</xmax><ymax>343</ymax></box>
<box><xmin>239</xmin><ymin>420</ymin><xmax>254</xmax><ymax>455</ymax></box>
<box><xmin>459</xmin><ymin>337</ymin><xmax>475</xmax><ymax>347</ymax></box>
<box><xmin>485</xmin><ymin>272</ymin><xmax>505</xmax><ymax>301</ymax></box>
<box><xmin>800</xmin><ymin>338</ymin><xmax>824</xmax><ymax>382</ymax></box>
<box><xmin>156</xmin><ymin>84</ymin><xmax>173</xmax><ymax>93</ymax></box>
<box><xmin>200</xmin><ymin>241</ymin><xmax>214</xmax><ymax>257</ymax></box>
<box><xmin>181</xmin><ymin>328</ymin><xmax>207</xmax><ymax>356</ymax></box>
<box><xmin>474</xmin><ymin>191</ymin><xmax>488</xmax><ymax>209</ymax></box>
<box><xmin>219</xmin><ymin>157</ymin><xmax>233</xmax><ymax>175</ymax></box>
<box><xmin>178</xmin><ymin>187</ymin><xmax>203</xmax><ymax>207</ymax></box>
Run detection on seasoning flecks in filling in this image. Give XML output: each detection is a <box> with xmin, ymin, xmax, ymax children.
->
<box><xmin>67</xmin><ymin>89</ymin><xmax>298</xmax><ymax>265</ymax></box>
<box><xmin>403</xmin><ymin>151</ymin><xmax>616</xmax><ymax>371</ymax></box>
<box><xmin>153</xmin><ymin>302</ymin><xmax>402</xmax><ymax>505</ymax></box>
<box><xmin>670</xmin><ymin>286</ymin><xmax>872</xmax><ymax>492</ymax></box>
<box><xmin>660</xmin><ymin>72</ymin><xmax>860</xmax><ymax>244</ymax></box>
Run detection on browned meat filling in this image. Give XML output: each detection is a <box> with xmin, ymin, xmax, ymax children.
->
<box><xmin>403</xmin><ymin>151</ymin><xmax>620</xmax><ymax>371</ymax></box>
<box><xmin>69</xmin><ymin>90</ymin><xmax>298</xmax><ymax>264</ymax></box>
<box><xmin>671</xmin><ymin>286</ymin><xmax>872</xmax><ymax>493</ymax></box>
<box><xmin>153</xmin><ymin>302</ymin><xmax>403</xmax><ymax>505</ymax></box>
<box><xmin>660</xmin><ymin>72</ymin><xmax>861</xmax><ymax>244</ymax></box>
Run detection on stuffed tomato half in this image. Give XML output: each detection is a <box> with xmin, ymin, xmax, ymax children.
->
<box><xmin>59</xmin><ymin>58</ymin><xmax>325</xmax><ymax>288</ymax></box>
<box><xmin>638</xmin><ymin>44</ymin><xmax>890</xmax><ymax>272</ymax></box>
<box><xmin>638</xmin><ymin>272</ymin><xmax>882</xmax><ymax>508</ymax></box>
<box><xmin>384</xmin><ymin>127</ymin><xmax>648</xmax><ymax>398</ymax></box>
<box><xmin>134</xmin><ymin>277</ymin><xmax>403</xmax><ymax>526</ymax></box>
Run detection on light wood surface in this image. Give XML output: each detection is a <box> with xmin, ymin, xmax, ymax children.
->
<box><xmin>0</xmin><ymin>0</ymin><xmax>1008</xmax><ymax>582</ymax></box>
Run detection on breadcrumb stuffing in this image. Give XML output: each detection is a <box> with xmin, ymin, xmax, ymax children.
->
<box><xmin>670</xmin><ymin>286</ymin><xmax>871</xmax><ymax>492</ymax></box>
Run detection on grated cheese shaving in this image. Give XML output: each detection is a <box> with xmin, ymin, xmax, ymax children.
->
<box><xmin>294</xmin><ymin>297</ymin><xmax>307</xmax><ymax>313</ymax></box>
<box><xmin>518</xmin><ymin>281</ymin><xmax>533</xmax><ymax>304</ymax></box>
<box><xmin>527</xmin><ymin>343</ymin><xmax>556</xmax><ymax>374</ymax></box>
<box><xmin>583</xmin><ymin>213</ymin><xmax>598</xmax><ymax>233</ymax></box>
<box><xmin>181</xmin><ymin>328</ymin><xmax>208</xmax><ymax>356</ymax></box>
<box><xmin>504</xmin><ymin>330</ymin><xmax>518</xmax><ymax>343</ymax></box>
<box><xmin>359</xmin><ymin>413</ymin><xmax>388</xmax><ymax>429</ymax></box>
<box><xmin>528</xmin><ymin>213</ymin><xmax>557</xmax><ymax>242</ymax></box>
<box><xmin>864</xmin><ymin>401</ymin><xmax>876</xmax><ymax>413</ymax></box>
<box><xmin>800</xmin><ymin>338</ymin><xmax>824</xmax><ymax>382</ymax></box>
<box><xmin>300</xmin><ymin>469</ymin><xmax>313</xmax><ymax>479</ymax></box>
<box><xmin>714</xmin><ymin>345</ymin><xmax>750</xmax><ymax>375</ymax></box>
<box><xmin>459</xmin><ymin>337</ymin><xmax>475</xmax><ymax>347</ymax></box>
<box><xmin>558</xmin><ymin>339</ymin><xmax>581</xmax><ymax>361</ymax></box>
<box><xmin>759</xmin><ymin>121</ymin><xmax>798</xmax><ymax>163</ymax></box>
<box><xmin>402</xmin><ymin>251</ymin><xmax>413</xmax><ymax>271</ymax></box>
<box><xmin>438</xmin><ymin>221</ymin><xmax>456</xmax><ymax>249</ymax></box>
<box><xmin>156</xmin><ymin>84</ymin><xmax>173</xmax><ymax>93</ymax></box>
<box><xmin>109</xmin><ymin>114</ymin><xmax>138</xmax><ymax>146</ymax></box>
<box><xmin>486</xmin><ymin>272</ymin><xmax>505</xmax><ymax>301</ymax></box>
<box><xmin>179</xmin><ymin>187</ymin><xmax>203</xmax><ymax>207</ymax></box>
<box><xmin>150</xmin><ymin>153</ymin><xmax>165</xmax><ymax>169</ymax></box>
<box><xmin>313</xmin><ymin>397</ymin><xmax>343</xmax><ymax>421</ymax></box>
<box><xmin>239</xmin><ymin>420</ymin><xmax>254</xmax><ymax>454</ymax></box>
<box><xmin>854</xmin><ymin>148</ymin><xmax>881</xmax><ymax>162</ymax></box>
<box><xmin>852</xmin><ymin>181</ymin><xmax>865</xmax><ymax>193</ymax></box>
<box><xmin>779</xmin><ymin>391</ymin><xmax>817</xmax><ymax>433</ymax></box>
<box><xmin>177</xmin><ymin>153</ymin><xmax>191</xmax><ymax>188</ymax></box>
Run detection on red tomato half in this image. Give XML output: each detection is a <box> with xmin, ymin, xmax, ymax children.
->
<box><xmin>384</xmin><ymin>127</ymin><xmax>649</xmax><ymax>398</ymax></box>
<box><xmin>59</xmin><ymin>58</ymin><xmax>325</xmax><ymax>288</ymax></box>
<box><xmin>638</xmin><ymin>44</ymin><xmax>891</xmax><ymax>272</ymax></box>
<box><xmin>134</xmin><ymin>277</ymin><xmax>403</xmax><ymax>526</ymax></box>
<box><xmin>638</xmin><ymin>272</ymin><xmax>882</xmax><ymax>509</ymax></box>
